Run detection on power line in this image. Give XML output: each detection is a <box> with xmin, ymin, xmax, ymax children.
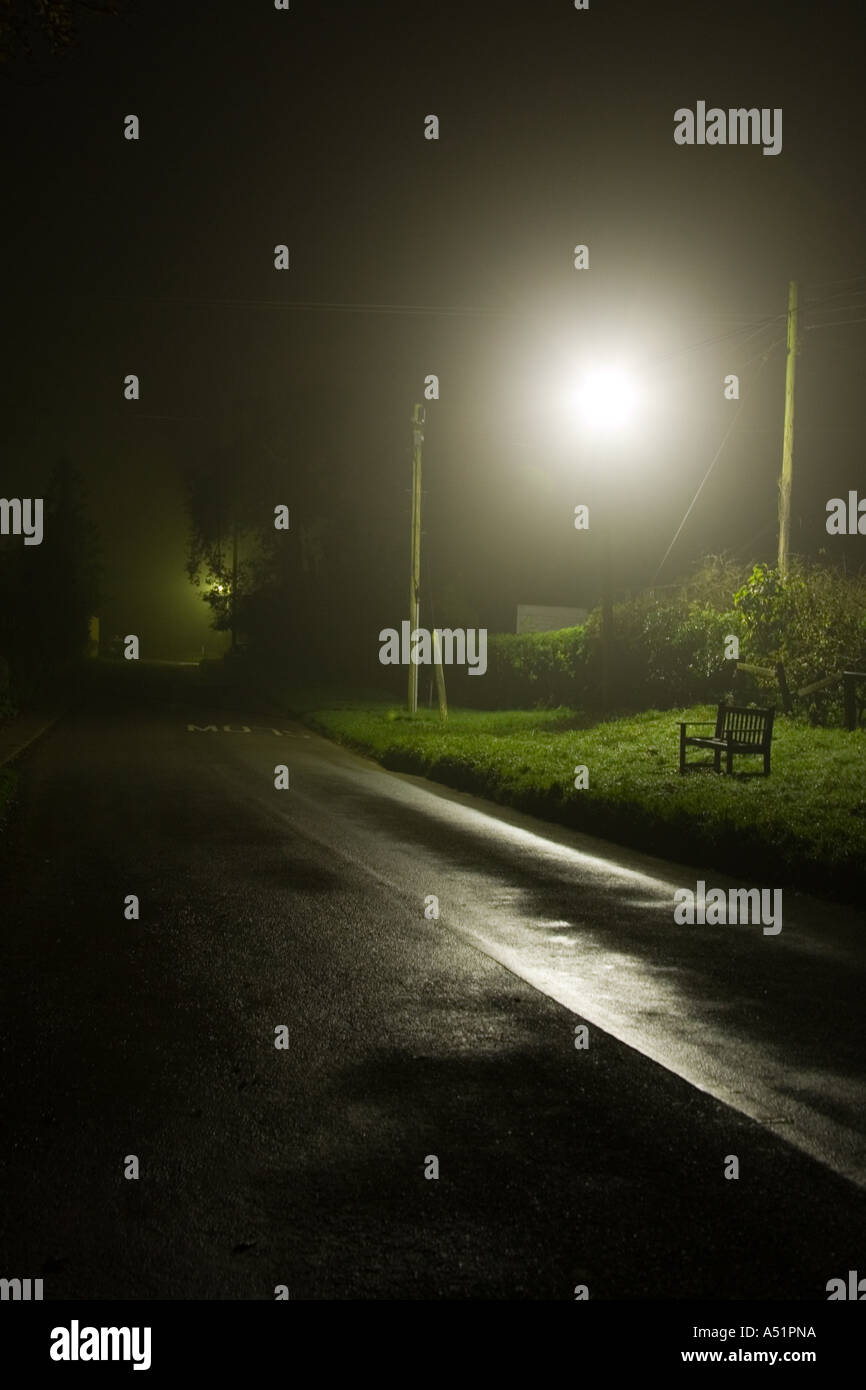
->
<box><xmin>644</xmin><ymin>314</ymin><xmax>784</xmax><ymax>369</ymax></box>
<box><xmin>10</xmin><ymin>291</ymin><xmax>520</xmax><ymax>320</ymax></box>
<box><xmin>805</xmin><ymin>315</ymin><xmax>866</xmax><ymax>331</ymax></box>
<box><xmin>738</xmin><ymin>336</ymin><xmax>786</xmax><ymax>369</ymax></box>
<box><xmin>811</xmin><ymin>301</ymin><xmax>866</xmax><ymax>318</ymax></box>
<box><xmin>803</xmin><ymin>272</ymin><xmax>866</xmax><ymax>292</ymax></box>
<box><xmin>127</xmin><ymin>413</ymin><xmax>210</xmax><ymax>422</ymax></box>
<box><xmin>13</xmin><ymin>289</ymin><xmax>788</xmax><ymax>328</ymax></box>
<box><xmin>804</xmin><ymin>286</ymin><xmax>866</xmax><ymax>310</ymax></box>
<box><xmin>651</xmin><ymin>343</ymin><xmax>781</xmax><ymax>584</ymax></box>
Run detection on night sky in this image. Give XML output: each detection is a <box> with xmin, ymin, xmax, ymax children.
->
<box><xmin>4</xmin><ymin>0</ymin><xmax>865</xmax><ymax>658</ymax></box>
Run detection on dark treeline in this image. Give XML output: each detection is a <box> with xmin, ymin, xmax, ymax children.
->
<box><xmin>0</xmin><ymin>460</ymin><xmax>101</xmax><ymax>707</ymax></box>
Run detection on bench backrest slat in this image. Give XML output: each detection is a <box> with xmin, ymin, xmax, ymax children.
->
<box><xmin>718</xmin><ymin>704</ymin><xmax>774</xmax><ymax>746</ymax></box>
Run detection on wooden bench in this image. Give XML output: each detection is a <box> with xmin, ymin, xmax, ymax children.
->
<box><xmin>679</xmin><ymin>704</ymin><xmax>775</xmax><ymax>775</ymax></box>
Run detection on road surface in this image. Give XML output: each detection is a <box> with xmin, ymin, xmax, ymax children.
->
<box><xmin>0</xmin><ymin>661</ymin><xmax>863</xmax><ymax>1300</ymax></box>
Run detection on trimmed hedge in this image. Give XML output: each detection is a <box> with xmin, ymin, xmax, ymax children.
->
<box><xmin>447</xmin><ymin>601</ymin><xmax>743</xmax><ymax>711</ymax></box>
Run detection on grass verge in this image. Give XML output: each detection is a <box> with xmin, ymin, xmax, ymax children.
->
<box><xmin>298</xmin><ymin>702</ymin><xmax>866</xmax><ymax>904</ymax></box>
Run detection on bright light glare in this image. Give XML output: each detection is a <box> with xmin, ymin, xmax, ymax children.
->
<box><xmin>574</xmin><ymin>366</ymin><xmax>639</xmax><ymax>435</ymax></box>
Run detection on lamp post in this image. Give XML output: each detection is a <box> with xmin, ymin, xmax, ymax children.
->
<box><xmin>573</xmin><ymin>366</ymin><xmax>639</xmax><ymax>712</ymax></box>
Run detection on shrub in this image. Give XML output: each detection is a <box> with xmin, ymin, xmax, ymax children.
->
<box><xmin>734</xmin><ymin>561</ymin><xmax>866</xmax><ymax>722</ymax></box>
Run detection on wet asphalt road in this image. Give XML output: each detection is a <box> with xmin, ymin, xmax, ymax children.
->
<box><xmin>0</xmin><ymin>660</ymin><xmax>864</xmax><ymax>1300</ymax></box>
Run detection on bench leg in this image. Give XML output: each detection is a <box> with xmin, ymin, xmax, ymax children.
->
<box><xmin>713</xmin><ymin>746</ymin><xmax>722</xmax><ymax>773</ymax></box>
<box><xmin>679</xmin><ymin>726</ymin><xmax>686</xmax><ymax>774</ymax></box>
<box><xmin>726</xmin><ymin>744</ymin><xmax>734</xmax><ymax>775</ymax></box>
<box><xmin>764</xmin><ymin>749</ymin><xmax>771</xmax><ymax>775</ymax></box>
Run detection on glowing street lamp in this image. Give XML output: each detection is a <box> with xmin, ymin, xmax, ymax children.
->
<box><xmin>573</xmin><ymin>365</ymin><xmax>639</xmax><ymax>436</ymax></box>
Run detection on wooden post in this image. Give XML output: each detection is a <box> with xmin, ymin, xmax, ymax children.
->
<box><xmin>775</xmin><ymin>661</ymin><xmax>792</xmax><ymax>714</ymax></box>
<box><xmin>842</xmin><ymin>671</ymin><xmax>866</xmax><ymax>731</ymax></box>
<box><xmin>777</xmin><ymin>280</ymin><xmax>799</xmax><ymax>578</ymax></box>
<box><xmin>408</xmin><ymin>404</ymin><xmax>424</xmax><ymax>713</ymax></box>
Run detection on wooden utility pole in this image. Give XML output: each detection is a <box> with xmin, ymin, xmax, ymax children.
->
<box><xmin>408</xmin><ymin>403</ymin><xmax>425</xmax><ymax>713</ymax></box>
<box><xmin>777</xmin><ymin>280</ymin><xmax>799</xmax><ymax>577</ymax></box>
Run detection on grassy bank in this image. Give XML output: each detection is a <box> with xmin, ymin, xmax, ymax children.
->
<box><xmin>299</xmin><ymin>702</ymin><xmax>866</xmax><ymax>903</ymax></box>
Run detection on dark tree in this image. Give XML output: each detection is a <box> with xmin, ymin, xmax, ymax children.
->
<box><xmin>0</xmin><ymin>458</ymin><xmax>102</xmax><ymax>701</ymax></box>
